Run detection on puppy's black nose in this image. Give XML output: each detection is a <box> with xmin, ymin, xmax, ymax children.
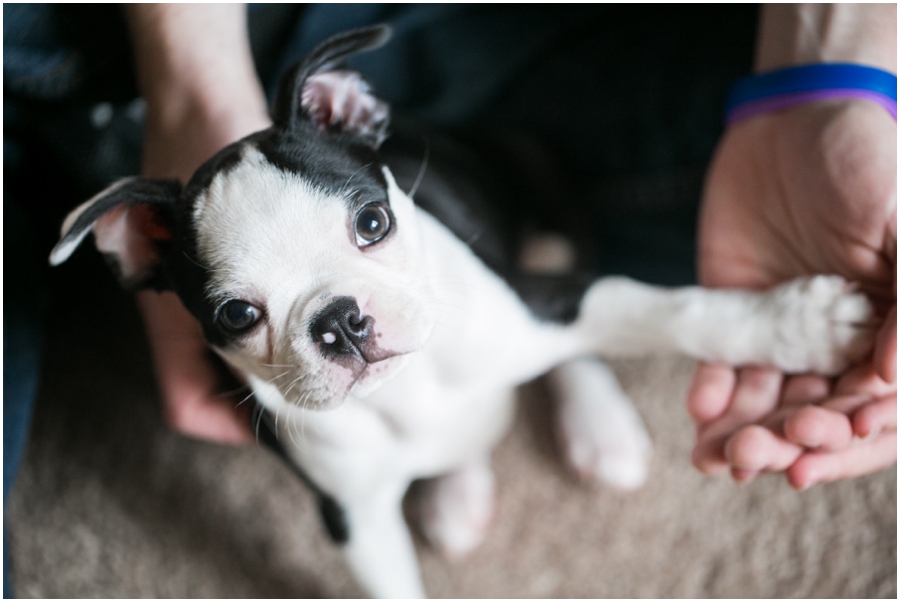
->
<box><xmin>311</xmin><ymin>296</ymin><xmax>372</xmax><ymax>357</ymax></box>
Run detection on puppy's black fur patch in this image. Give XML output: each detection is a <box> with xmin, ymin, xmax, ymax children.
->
<box><xmin>253</xmin><ymin>124</ymin><xmax>389</xmax><ymax>212</ymax></box>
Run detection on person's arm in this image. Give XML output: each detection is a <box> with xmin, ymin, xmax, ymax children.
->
<box><xmin>755</xmin><ymin>4</ymin><xmax>896</xmax><ymax>73</ymax></box>
<box><xmin>689</xmin><ymin>3</ymin><xmax>897</xmax><ymax>487</ymax></box>
<box><xmin>124</xmin><ymin>3</ymin><xmax>270</xmax><ymax>181</ymax></box>
<box><xmin>124</xmin><ymin>4</ymin><xmax>271</xmax><ymax>444</ymax></box>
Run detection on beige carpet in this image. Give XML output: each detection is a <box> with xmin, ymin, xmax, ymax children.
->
<box><xmin>8</xmin><ymin>260</ymin><xmax>896</xmax><ymax>598</ymax></box>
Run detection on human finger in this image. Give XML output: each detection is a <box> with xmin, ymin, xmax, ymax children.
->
<box><xmin>139</xmin><ymin>291</ymin><xmax>255</xmax><ymax>445</ymax></box>
<box><xmin>781</xmin><ymin>374</ymin><xmax>832</xmax><ymax>405</ymax></box>
<box><xmin>730</xmin><ymin>467</ymin><xmax>761</xmax><ymax>483</ymax></box>
<box><xmin>724</xmin><ymin>424</ymin><xmax>804</xmax><ymax>473</ymax></box>
<box><xmin>786</xmin><ymin>431</ymin><xmax>898</xmax><ymax>490</ymax></box>
<box><xmin>852</xmin><ymin>395</ymin><xmax>897</xmax><ymax>438</ymax></box>
<box><xmin>164</xmin><ymin>393</ymin><xmax>254</xmax><ymax>445</ymax></box>
<box><xmin>783</xmin><ymin>405</ymin><xmax>854</xmax><ymax>451</ymax></box>
<box><xmin>833</xmin><ymin>363</ymin><xmax>896</xmax><ymax>397</ymax></box>
<box><xmin>691</xmin><ymin>367</ymin><xmax>783</xmax><ymax>475</ymax></box>
<box><xmin>874</xmin><ymin>306</ymin><xmax>897</xmax><ymax>383</ymax></box>
<box><xmin>687</xmin><ymin>363</ymin><xmax>737</xmax><ymax>424</ymax></box>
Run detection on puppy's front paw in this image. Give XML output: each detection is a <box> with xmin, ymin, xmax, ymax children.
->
<box><xmin>764</xmin><ymin>276</ymin><xmax>876</xmax><ymax>374</ymax></box>
<box><xmin>550</xmin><ymin>360</ymin><xmax>653</xmax><ymax>491</ymax></box>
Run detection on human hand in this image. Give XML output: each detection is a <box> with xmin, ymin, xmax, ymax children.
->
<box><xmin>690</xmin><ymin>364</ymin><xmax>896</xmax><ymax>488</ymax></box>
<box><xmin>126</xmin><ymin>4</ymin><xmax>271</xmax><ymax>445</ymax></box>
<box><xmin>688</xmin><ymin>97</ymin><xmax>896</xmax><ymax>487</ymax></box>
<box><xmin>137</xmin><ymin>92</ymin><xmax>271</xmax><ymax>445</ymax></box>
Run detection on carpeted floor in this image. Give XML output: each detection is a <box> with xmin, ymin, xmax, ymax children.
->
<box><xmin>7</xmin><ymin>258</ymin><xmax>897</xmax><ymax>598</ymax></box>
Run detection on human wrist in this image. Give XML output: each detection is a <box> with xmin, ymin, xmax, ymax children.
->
<box><xmin>143</xmin><ymin>85</ymin><xmax>268</xmax><ymax>145</ymax></box>
<box><xmin>138</xmin><ymin>42</ymin><xmax>268</xmax><ymax>138</ymax></box>
<box><xmin>140</xmin><ymin>92</ymin><xmax>268</xmax><ymax>182</ymax></box>
<box><xmin>755</xmin><ymin>4</ymin><xmax>897</xmax><ymax>74</ymax></box>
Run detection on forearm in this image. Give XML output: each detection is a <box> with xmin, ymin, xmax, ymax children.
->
<box><xmin>123</xmin><ymin>3</ymin><xmax>268</xmax><ymax>161</ymax></box>
<box><xmin>755</xmin><ymin>3</ymin><xmax>897</xmax><ymax>73</ymax></box>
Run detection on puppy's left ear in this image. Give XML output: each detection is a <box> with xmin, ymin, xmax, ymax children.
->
<box><xmin>49</xmin><ymin>177</ymin><xmax>181</xmax><ymax>290</ymax></box>
<box><xmin>272</xmin><ymin>25</ymin><xmax>392</xmax><ymax>147</ymax></box>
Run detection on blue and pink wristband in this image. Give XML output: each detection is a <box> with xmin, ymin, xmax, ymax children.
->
<box><xmin>725</xmin><ymin>63</ymin><xmax>897</xmax><ymax>126</ymax></box>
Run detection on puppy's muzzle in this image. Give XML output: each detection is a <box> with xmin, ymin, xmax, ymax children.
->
<box><xmin>311</xmin><ymin>296</ymin><xmax>373</xmax><ymax>361</ymax></box>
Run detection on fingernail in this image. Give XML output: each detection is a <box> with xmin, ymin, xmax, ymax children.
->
<box><xmin>790</xmin><ymin>478</ymin><xmax>811</xmax><ymax>492</ymax></box>
<box><xmin>788</xmin><ymin>471</ymin><xmax>813</xmax><ymax>491</ymax></box>
<box><xmin>792</xmin><ymin>438</ymin><xmax>822</xmax><ymax>449</ymax></box>
<box><xmin>857</xmin><ymin>427</ymin><xmax>881</xmax><ymax>441</ymax></box>
<box><xmin>731</xmin><ymin>468</ymin><xmax>755</xmax><ymax>484</ymax></box>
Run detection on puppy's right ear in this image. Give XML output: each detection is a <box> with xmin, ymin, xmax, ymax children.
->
<box><xmin>49</xmin><ymin>177</ymin><xmax>182</xmax><ymax>290</ymax></box>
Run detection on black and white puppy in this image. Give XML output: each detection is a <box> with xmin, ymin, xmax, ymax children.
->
<box><xmin>51</xmin><ymin>27</ymin><xmax>875</xmax><ymax>598</ymax></box>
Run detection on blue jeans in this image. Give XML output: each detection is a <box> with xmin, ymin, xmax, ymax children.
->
<box><xmin>3</xmin><ymin>4</ymin><xmax>757</xmax><ymax>596</ymax></box>
<box><xmin>3</xmin><ymin>204</ymin><xmax>45</xmax><ymax>599</ymax></box>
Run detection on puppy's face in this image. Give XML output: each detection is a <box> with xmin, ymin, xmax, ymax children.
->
<box><xmin>50</xmin><ymin>26</ymin><xmax>437</xmax><ymax>410</ymax></box>
<box><xmin>183</xmin><ymin>132</ymin><xmax>434</xmax><ymax>409</ymax></box>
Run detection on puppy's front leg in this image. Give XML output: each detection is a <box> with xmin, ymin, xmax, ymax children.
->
<box><xmin>578</xmin><ymin>275</ymin><xmax>874</xmax><ymax>373</ymax></box>
<box><xmin>341</xmin><ymin>485</ymin><xmax>425</xmax><ymax>599</ymax></box>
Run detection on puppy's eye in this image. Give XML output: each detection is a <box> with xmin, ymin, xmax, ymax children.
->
<box><xmin>354</xmin><ymin>203</ymin><xmax>392</xmax><ymax>247</ymax></box>
<box><xmin>217</xmin><ymin>300</ymin><xmax>263</xmax><ymax>334</ymax></box>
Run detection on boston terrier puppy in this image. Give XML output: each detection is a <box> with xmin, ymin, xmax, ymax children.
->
<box><xmin>50</xmin><ymin>26</ymin><xmax>875</xmax><ymax>598</ymax></box>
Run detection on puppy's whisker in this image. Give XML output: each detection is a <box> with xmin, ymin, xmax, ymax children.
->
<box><xmin>299</xmin><ymin>389</ymin><xmax>313</xmax><ymax>411</ymax></box>
<box><xmin>212</xmin><ymin>383</ymin><xmax>252</xmax><ymax>400</ymax></box>
<box><xmin>300</xmin><ymin>402</ymin><xmax>310</xmax><ymax>442</ymax></box>
<box><xmin>284</xmin><ymin>372</ymin><xmax>309</xmax><ymax>398</ymax></box>
<box><xmin>287</xmin><ymin>412</ymin><xmax>302</xmax><ymax>449</ymax></box>
<box><xmin>235</xmin><ymin>390</ymin><xmax>258</xmax><ymax>409</ymax></box>
<box><xmin>337</xmin><ymin>162</ymin><xmax>374</xmax><ymax>200</ymax></box>
<box><xmin>406</xmin><ymin>140</ymin><xmax>430</xmax><ymax>200</ymax></box>
<box><xmin>253</xmin><ymin>405</ymin><xmax>266</xmax><ymax>447</ymax></box>
<box><xmin>180</xmin><ymin>250</ymin><xmax>220</xmax><ymax>274</ymax></box>
<box><xmin>274</xmin><ymin>403</ymin><xmax>284</xmax><ymax>442</ymax></box>
<box><xmin>425</xmin><ymin>298</ymin><xmax>468</xmax><ymax>313</ymax></box>
<box><xmin>425</xmin><ymin>314</ymin><xmax>459</xmax><ymax>336</ymax></box>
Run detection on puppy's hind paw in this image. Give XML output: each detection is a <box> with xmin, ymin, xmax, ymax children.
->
<box><xmin>549</xmin><ymin>359</ymin><xmax>653</xmax><ymax>491</ymax></box>
<box><xmin>418</xmin><ymin>460</ymin><xmax>496</xmax><ymax>559</ymax></box>
<box><xmin>563</xmin><ymin>427</ymin><xmax>653</xmax><ymax>491</ymax></box>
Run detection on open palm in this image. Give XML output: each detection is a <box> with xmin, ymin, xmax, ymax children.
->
<box><xmin>689</xmin><ymin>99</ymin><xmax>896</xmax><ymax>488</ymax></box>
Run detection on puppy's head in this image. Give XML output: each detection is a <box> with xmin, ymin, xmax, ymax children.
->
<box><xmin>50</xmin><ymin>26</ymin><xmax>436</xmax><ymax>409</ymax></box>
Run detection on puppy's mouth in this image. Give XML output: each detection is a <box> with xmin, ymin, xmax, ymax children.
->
<box><xmin>295</xmin><ymin>346</ymin><xmax>408</xmax><ymax>408</ymax></box>
<box><xmin>331</xmin><ymin>341</ymin><xmax>408</xmax><ymax>382</ymax></box>
<box><xmin>348</xmin><ymin>349</ymin><xmax>408</xmax><ymax>388</ymax></box>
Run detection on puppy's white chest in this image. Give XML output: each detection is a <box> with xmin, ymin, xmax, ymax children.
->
<box><xmin>368</xmin><ymin>363</ymin><xmax>517</xmax><ymax>474</ymax></box>
<box><xmin>274</xmin><ymin>356</ymin><xmax>515</xmax><ymax>497</ymax></box>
